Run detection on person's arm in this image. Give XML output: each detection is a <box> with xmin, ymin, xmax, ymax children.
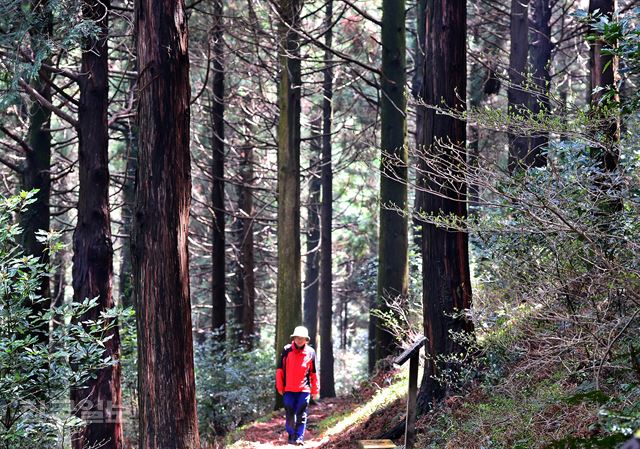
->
<box><xmin>276</xmin><ymin>349</ymin><xmax>286</xmax><ymax>395</ymax></box>
<box><xmin>310</xmin><ymin>350</ymin><xmax>319</xmax><ymax>398</ymax></box>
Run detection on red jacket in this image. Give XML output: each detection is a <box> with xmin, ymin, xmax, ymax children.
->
<box><xmin>276</xmin><ymin>342</ymin><xmax>319</xmax><ymax>395</ymax></box>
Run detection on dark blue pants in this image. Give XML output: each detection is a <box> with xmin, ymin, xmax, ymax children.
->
<box><xmin>283</xmin><ymin>391</ymin><xmax>310</xmax><ymax>441</ymax></box>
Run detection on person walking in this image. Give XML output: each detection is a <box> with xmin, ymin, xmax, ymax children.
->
<box><xmin>621</xmin><ymin>430</ymin><xmax>640</xmax><ymax>449</ymax></box>
<box><xmin>276</xmin><ymin>326</ymin><xmax>320</xmax><ymax>445</ymax></box>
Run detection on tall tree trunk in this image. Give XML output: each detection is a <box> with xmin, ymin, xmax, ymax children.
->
<box><xmin>589</xmin><ymin>0</ymin><xmax>620</xmax><ymax>172</ymax></box>
<box><xmin>51</xmin><ymin>218</ymin><xmax>69</xmax><ymax>335</ymax></box>
<box><xmin>211</xmin><ymin>0</ymin><xmax>226</xmax><ymax>342</ymax></box>
<box><xmin>340</xmin><ymin>298</ymin><xmax>348</xmax><ymax>350</ymax></box>
<box><xmin>507</xmin><ymin>0</ymin><xmax>533</xmax><ymax>171</ymax></box>
<box><xmin>238</xmin><ymin>144</ymin><xmax>256</xmax><ymax>347</ymax></box>
<box><xmin>232</xmin><ymin>205</ymin><xmax>244</xmax><ymax>344</ymax></box>
<box><xmin>22</xmin><ymin>82</ymin><xmax>51</xmax><ymax>303</ymax></box>
<box><xmin>132</xmin><ymin>0</ymin><xmax>200</xmax><ymax>443</ymax></box>
<box><xmin>320</xmin><ymin>0</ymin><xmax>336</xmax><ymax>399</ymax></box>
<box><xmin>468</xmin><ymin>32</ymin><xmax>484</xmax><ymax>209</ymax></box>
<box><xmin>304</xmin><ymin>118</ymin><xmax>321</xmax><ymax>348</ymax></box>
<box><xmin>119</xmin><ymin>107</ymin><xmax>138</xmax><ymax>309</ymax></box>
<box><xmin>275</xmin><ymin>0</ymin><xmax>303</xmax><ymax>409</ymax></box>
<box><xmin>71</xmin><ymin>0</ymin><xmax>122</xmax><ymax>446</ymax></box>
<box><xmin>412</xmin><ymin>0</ymin><xmax>426</xmax><ymax>249</ymax></box>
<box><xmin>529</xmin><ymin>0</ymin><xmax>552</xmax><ymax>159</ymax></box>
<box><xmin>21</xmin><ymin>4</ymin><xmax>53</xmax><ymax>337</ymax></box>
<box><xmin>376</xmin><ymin>0</ymin><xmax>408</xmax><ymax>363</ymax></box>
<box><xmin>368</xmin><ymin>296</ymin><xmax>376</xmax><ymax>373</ymax></box>
<box><xmin>416</xmin><ymin>0</ymin><xmax>474</xmax><ymax>414</ymax></box>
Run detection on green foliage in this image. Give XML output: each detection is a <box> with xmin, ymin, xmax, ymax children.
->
<box><xmin>194</xmin><ymin>335</ymin><xmax>275</xmax><ymax>440</ymax></box>
<box><xmin>411</xmin><ymin>8</ymin><xmax>640</xmax><ymax>447</ymax></box>
<box><xmin>0</xmin><ymin>192</ymin><xmax>120</xmax><ymax>449</ymax></box>
<box><xmin>0</xmin><ymin>0</ymin><xmax>97</xmax><ymax>108</ymax></box>
<box><xmin>577</xmin><ymin>6</ymin><xmax>640</xmax><ymax>111</ymax></box>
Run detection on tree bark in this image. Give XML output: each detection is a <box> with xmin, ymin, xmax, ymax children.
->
<box><xmin>412</xmin><ymin>0</ymin><xmax>426</xmax><ymax>250</ymax></box>
<box><xmin>589</xmin><ymin>0</ymin><xmax>620</xmax><ymax>171</ymax></box>
<box><xmin>416</xmin><ymin>0</ymin><xmax>474</xmax><ymax>414</ymax></box>
<box><xmin>211</xmin><ymin>0</ymin><xmax>226</xmax><ymax>342</ymax></box>
<box><xmin>376</xmin><ymin>0</ymin><xmax>408</xmax><ymax>363</ymax></box>
<box><xmin>319</xmin><ymin>0</ymin><xmax>335</xmax><ymax>398</ymax></box>
<box><xmin>132</xmin><ymin>0</ymin><xmax>200</xmax><ymax>443</ymax></box>
<box><xmin>239</xmin><ymin>144</ymin><xmax>256</xmax><ymax>347</ymax></box>
<box><xmin>275</xmin><ymin>0</ymin><xmax>303</xmax><ymax>409</ymax></box>
<box><xmin>232</xmin><ymin>203</ymin><xmax>244</xmax><ymax>344</ymax></box>
<box><xmin>71</xmin><ymin>0</ymin><xmax>123</xmax><ymax>445</ymax></box>
<box><xmin>304</xmin><ymin>118</ymin><xmax>321</xmax><ymax>349</ymax></box>
<box><xmin>21</xmin><ymin>3</ymin><xmax>53</xmax><ymax>334</ymax></box>
<box><xmin>507</xmin><ymin>0</ymin><xmax>534</xmax><ymax>171</ymax></box>
<box><xmin>529</xmin><ymin>0</ymin><xmax>552</xmax><ymax>159</ymax></box>
<box><xmin>118</xmin><ymin>92</ymin><xmax>138</xmax><ymax>310</ymax></box>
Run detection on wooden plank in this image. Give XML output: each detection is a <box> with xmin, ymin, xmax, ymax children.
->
<box><xmin>393</xmin><ymin>336</ymin><xmax>427</xmax><ymax>366</ymax></box>
<box><xmin>356</xmin><ymin>439</ymin><xmax>397</xmax><ymax>449</ymax></box>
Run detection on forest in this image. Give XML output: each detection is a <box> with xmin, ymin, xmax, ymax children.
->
<box><xmin>1</xmin><ymin>0</ymin><xmax>640</xmax><ymax>448</ymax></box>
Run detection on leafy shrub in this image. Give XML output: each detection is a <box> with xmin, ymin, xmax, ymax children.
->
<box><xmin>0</xmin><ymin>191</ymin><xmax>119</xmax><ymax>449</ymax></box>
<box><xmin>194</xmin><ymin>334</ymin><xmax>274</xmax><ymax>440</ymax></box>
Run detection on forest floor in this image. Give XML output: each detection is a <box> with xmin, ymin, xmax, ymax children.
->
<box><xmin>225</xmin><ymin>367</ymin><xmax>407</xmax><ymax>449</ymax></box>
<box><xmin>224</xmin><ymin>310</ymin><xmax>640</xmax><ymax>449</ymax></box>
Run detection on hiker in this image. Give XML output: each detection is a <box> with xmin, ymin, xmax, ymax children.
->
<box><xmin>621</xmin><ymin>430</ymin><xmax>640</xmax><ymax>449</ymax></box>
<box><xmin>276</xmin><ymin>325</ymin><xmax>320</xmax><ymax>446</ymax></box>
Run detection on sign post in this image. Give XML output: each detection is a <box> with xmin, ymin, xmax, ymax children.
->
<box><xmin>357</xmin><ymin>336</ymin><xmax>427</xmax><ymax>449</ymax></box>
<box><xmin>393</xmin><ymin>336</ymin><xmax>427</xmax><ymax>449</ymax></box>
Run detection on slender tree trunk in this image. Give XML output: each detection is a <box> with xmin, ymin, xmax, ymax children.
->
<box><xmin>376</xmin><ymin>0</ymin><xmax>408</xmax><ymax>363</ymax></box>
<box><xmin>51</xmin><ymin>220</ymin><xmax>68</xmax><ymax>335</ymax></box>
<box><xmin>319</xmin><ymin>0</ymin><xmax>336</xmax><ymax>398</ymax></box>
<box><xmin>340</xmin><ymin>298</ymin><xmax>348</xmax><ymax>350</ymax></box>
<box><xmin>589</xmin><ymin>0</ymin><xmax>620</xmax><ymax>171</ymax></box>
<box><xmin>529</xmin><ymin>0</ymin><xmax>552</xmax><ymax>159</ymax></box>
<box><xmin>232</xmin><ymin>207</ymin><xmax>245</xmax><ymax>343</ymax></box>
<box><xmin>119</xmin><ymin>105</ymin><xmax>138</xmax><ymax>310</ymax></box>
<box><xmin>468</xmin><ymin>31</ymin><xmax>484</xmax><ymax>209</ymax></box>
<box><xmin>239</xmin><ymin>144</ymin><xmax>256</xmax><ymax>347</ymax></box>
<box><xmin>22</xmin><ymin>83</ymin><xmax>51</xmax><ymax>305</ymax></box>
<box><xmin>412</xmin><ymin>0</ymin><xmax>426</xmax><ymax>249</ymax></box>
<box><xmin>52</xmin><ymin>247</ymin><xmax>66</xmax><ymax>308</ymax></box>
<box><xmin>368</xmin><ymin>295</ymin><xmax>376</xmax><ymax>373</ymax></box>
<box><xmin>21</xmin><ymin>5</ymin><xmax>53</xmax><ymax>335</ymax></box>
<box><xmin>304</xmin><ymin>118</ymin><xmax>321</xmax><ymax>348</ymax></box>
<box><xmin>507</xmin><ymin>0</ymin><xmax>533</xmax><ymax>171</ymax></box>
<box><xmin>275</xmin><ymin>0</ymin><xmax>303</xmax><ymax>409</ymax></box>
<box><xmin>416</xmin><ymin>0</ymin><xmax>474</xmax><ymax>414</ymax></box>
<box><xmin>211</xmin><ymin>0</ymin><xmax>226</xmax><ymax>341</ymax></box>
<box><xmin>133</xmin><ymin>0</ymin><xmax>200</xmax><ymax>442</ymax></box>
<box><xmin>71</xmin><ymin>0</ymin><xmax>122</xmax><ymax>445</ymax></box>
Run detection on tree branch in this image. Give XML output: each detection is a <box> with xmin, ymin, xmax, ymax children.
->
<box><xmin>19</xmin><ymin>79</ymin><xmax>78</xmax><ymax>128</ymax></box>
<box><xmin>0</xmin><ymin>126</ymin><xmax>33</xmax><ymax>155</ymax></box>
<box><xmin>342</xmin><ymin>0</ymin><xmax>382</xmax><ymax>27</ymax></box>
<box><xmin>0</xmin><ymin>150</ymin><xmax>23</xmax><ymax>173</ymax></box>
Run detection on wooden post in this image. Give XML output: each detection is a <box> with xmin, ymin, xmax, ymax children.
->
<box><xmin>359</xmin><ymin>337</ymin><xmax>425</xmax><ymax>449</ymax></box>
<box><xmin>404</xmin><ymin>353</ymin><xmax>419</xmax><ymax>449</ymax></box>
<box><xmin>393</xmin><ymin>336</ymin><xmax>426</xmax><ymax>449</ymax></box>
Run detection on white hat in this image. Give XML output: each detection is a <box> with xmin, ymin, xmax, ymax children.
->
<box><xmin>290</xmin><ymin>326</ymin><xmax>310</xmax><ymax>340</ymax></box>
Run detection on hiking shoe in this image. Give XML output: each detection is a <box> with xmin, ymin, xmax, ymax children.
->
<box><xmin>295</xmin><ymin>439</ymin><xmax>304</xmax><ymax>446</ymax></box>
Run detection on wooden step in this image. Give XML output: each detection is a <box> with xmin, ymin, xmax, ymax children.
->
<box><xmin>356</xmin><ymin>439</ymin><xmax>397</xmax><ymax>449</ymax></box>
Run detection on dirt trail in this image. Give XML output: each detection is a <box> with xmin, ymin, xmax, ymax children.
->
<box><xmin>230</xmin><ymin>397</ymin><xmax>355</xmax><ymax>448</ymax></box>
<box><xmin>229</xmin><ymin>368</ymin><xmax>404</xmax><ymax>449</ymax></box>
